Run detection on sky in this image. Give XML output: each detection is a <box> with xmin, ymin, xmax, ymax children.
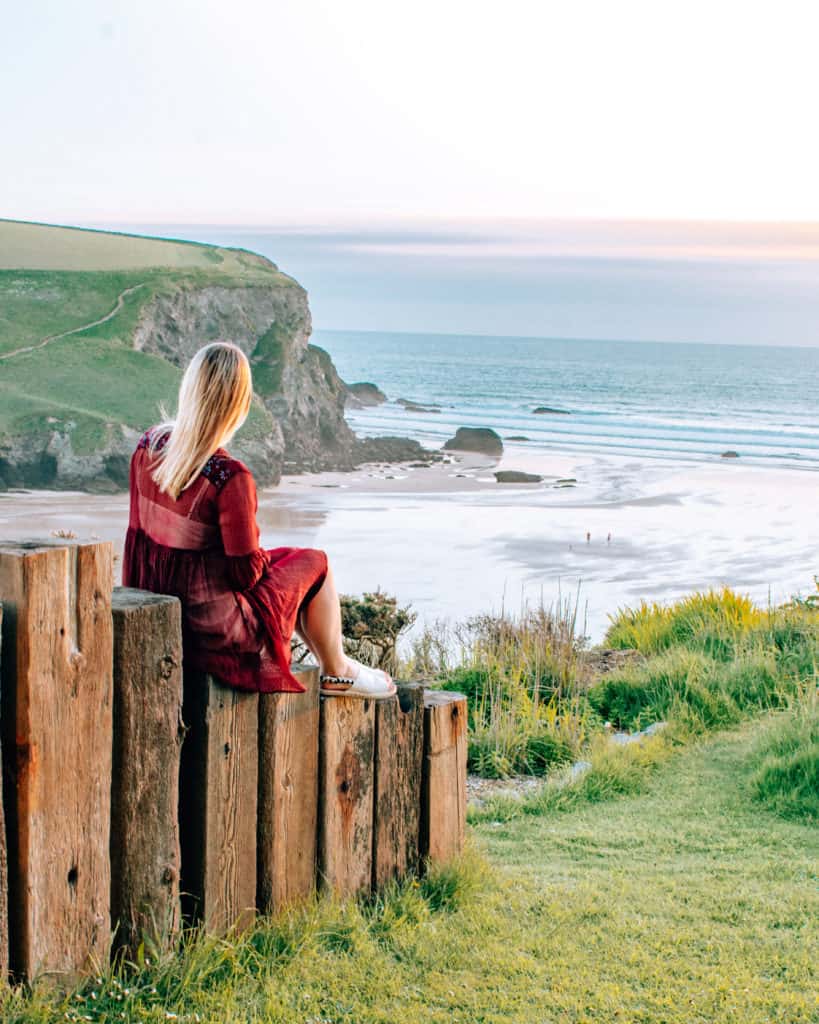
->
<box><xmin>3</xmin><ymin>0</ymin><xmax>819</xmax><ymax>224</ymax></box>
<box><xmin>5</xmin><ymin>1</ymin><xmax>819</xmax><ymax>345</ymax></box>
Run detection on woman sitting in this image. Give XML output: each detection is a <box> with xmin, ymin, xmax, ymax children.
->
<box><xmin>122</xmin><ymin>340</ymin><xmax>395</xmax><ymax>700</ymax></box>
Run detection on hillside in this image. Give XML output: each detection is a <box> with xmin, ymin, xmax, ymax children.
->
<box><xmin>0</xmin><ymin>220</ymin><xmax>356</xmax><ymax>491</ymax></box>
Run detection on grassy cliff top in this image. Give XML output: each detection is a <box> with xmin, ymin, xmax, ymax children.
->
<box><xmin>0</xmin><ymin>218</ymin><xmax>271</xmax><ymax>273</ymax></box>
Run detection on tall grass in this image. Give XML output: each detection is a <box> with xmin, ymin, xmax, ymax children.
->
<box><xmin>407</xmin><ymin>584</ymin><xmax>818</xmax><ymax>783</ymax></box>
<box><xmin>403</xmin><ymin>597</ymin><xmax>591</xmax><ymax>777</ymax></box>
<box><xmin>748</xmin><ymin>692</ymin><xmax>819</xmax><ymax>822</ymax></box>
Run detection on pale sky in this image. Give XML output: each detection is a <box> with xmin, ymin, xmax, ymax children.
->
<box><xmin>3</xmin><ymin>0</ymin><xmax>819</xmax><ymax>224</ymax></box>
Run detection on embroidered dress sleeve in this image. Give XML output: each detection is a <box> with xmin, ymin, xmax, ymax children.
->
<box><xmin>217</xmin><ymin>469</ymin><xmax>269</xmax><ymax>591</ymax></box>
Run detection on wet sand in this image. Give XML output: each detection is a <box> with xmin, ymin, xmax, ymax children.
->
<box><xmin>1</xmin><ymin>448</ymin><xmax>816</xmax><ymax>642</ymax></box>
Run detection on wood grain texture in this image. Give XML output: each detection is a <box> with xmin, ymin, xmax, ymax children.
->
<box><xmin>179</xmin><ymin>672</ymin><xmax>257</xmax><ymax>934</ymax></box>
<box><xmin>257</xmin><ymin>665</ymin><xmax>319</xmax><ymax>913</ymax></box>
<box><xmin>0</xmin><ymin>603</ymin><xmax>8</xmax><ymax>978</ymax></box>
<box><xmin>420</xmin><ymin>690</ymin><xmax>468</xmax><ymax>867</ymax></box>
<box><xmin>0</xmin><ymin>540</ymin><xmax>113</xmax><ymax>980</ymax></box>
<box><xmin>111</xmin><ymin>587</ymin><xmax>183</xmax><ymax>957</ymax></box>
<box><xmin>317</xmin><ymin>695</ymin><xmax>375</xmax><ymax>897</ymax></box>
<box><xmin>372</xmin><ymin>683</ymin><xmax>424</xmax><ymax>888</ymax></box>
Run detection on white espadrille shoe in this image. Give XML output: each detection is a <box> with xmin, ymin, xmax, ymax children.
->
<box><xmin>319</xmin><ymin>660</ymin><xmax>397</xmax><ymax>700</ymax></box>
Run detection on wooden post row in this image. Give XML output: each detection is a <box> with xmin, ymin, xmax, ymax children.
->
<box><xmin>0</xmin><ymin>540</ymin><xmax>113</xmax><ymax>980</ymax></box>
<box><xmin>0</xmin><ymin>603</ymin><xmax>8</xmax><ymax>977</ymax></box>
<box><xmin>178</xmin><ymin>671</ymin><xmax>257</xmax><ymax>934</ymax></box>
<box><xmin>373</xmin><ymin>683</ymin><xmax>425</xmax><ymax>888</ymax></box>
<box><xmin>257</xmin><ymin>665</ymin><xmax>319</xmax><ymax>913</ymax></box>
<box><xmin>111</xmin><ymin>588</ymin><xmax>183</xmax><ymax>958</ymax></box>
<box><xmin>420</xmin><ymin>690</ymin><xmax>468</xmax><ymax>866</ymax></box>
<box><xmin>317</xmin><ymin>694</ymin><xmax>375</xmax><ymax>897</ymax></box>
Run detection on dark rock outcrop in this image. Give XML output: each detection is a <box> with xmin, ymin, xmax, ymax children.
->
<box><xmin>351</xmin><ymin>436</ymin><xmax>442</xmax><ymax>466</ymax></box>
<box><xmin>396</xmin><ymin>398</ymin><xmax>441</xmax><ymax>414</ymax></box>
<box><xmin>443</xmin><ymin>427</ymin><xmax>504</xmax><ymax>456</ymax></box>
<box><xmin>506</xmin><ymin>435</ymin><xmax>530</xmax><ymax>441</ymax></box>
<box><xmin>345</xmin><ymin>382</ymin><xmax>387</xmax><ymax>408</ymax></box>
<box><xmin>494</xmin><ymin>470</ymin><xmax>543</xmax><ymax>483</ymax></box>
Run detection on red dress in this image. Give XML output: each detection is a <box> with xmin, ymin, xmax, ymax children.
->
<box><xmin>122</xmin><ymin>427</ymin><xmax>328</xmax><ymax>693</ymax></box>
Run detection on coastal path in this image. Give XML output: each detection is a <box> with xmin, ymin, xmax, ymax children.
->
<box><xmin>0</xmin><ymin>283</ymin><xmax>145</xmax><ymax>362</ymax></box>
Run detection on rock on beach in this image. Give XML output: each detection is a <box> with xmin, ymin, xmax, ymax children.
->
<box><xmin>443</xmin><ymin>427</ymin><xmax>504</xmax><ymax>455</ymax></box>
<box><xmin>494</xmin><ymin>470</ymin><xmax>543</xmax><ymax>483</ymax></box>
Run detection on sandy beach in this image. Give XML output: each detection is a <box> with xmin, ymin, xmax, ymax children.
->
<box><xmin>1</xmin><ymin>445</ymin><xmax>816</xmax><ymax>643</ymax></box>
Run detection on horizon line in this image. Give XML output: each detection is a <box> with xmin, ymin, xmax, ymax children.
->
<box><xmin>313</xmin><ymin>326</ymin><xmax>819</xmax><ymax>353</ymax></box>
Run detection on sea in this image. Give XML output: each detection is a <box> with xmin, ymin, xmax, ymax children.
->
<box><xmin>318</xmin><ymin>329</ymin><xmax>819</xmax><ymax>469</ymax></box>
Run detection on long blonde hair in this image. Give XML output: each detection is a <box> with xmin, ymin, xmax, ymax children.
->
<box><xmin>149</xmin><ymin>342</ymin><xmax>253</xmax><ymax>499</ymax></box>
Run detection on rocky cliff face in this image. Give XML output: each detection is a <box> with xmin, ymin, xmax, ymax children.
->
<box><xmin>132</xmin><ymin>276</ymin><xmax>357</xmax><ymax>474</ymax></box>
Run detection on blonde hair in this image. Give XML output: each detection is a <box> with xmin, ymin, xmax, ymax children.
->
<box><xmin>149</xmin><ymin>342</ymin><xmax>253</xmax><ymax>499</ymax></box>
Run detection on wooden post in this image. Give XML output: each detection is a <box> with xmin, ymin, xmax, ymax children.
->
<box><xmin>178</xmin><ymin>672</ymin><xmax>258</xmax><ymax>934</ymax></box>
<box><xmin>111</xmin><ymin>588</ymin><xmax>183</xmax><ymax>957</ymax></box>
<box><xmin>420</xmin><ymin>690</ymin><xmax>468</xmax><ymax>867</ymax></box>
<box><xmin>372</xmin><ymin>684</ymin><xmax>424</xmax><ymax>888</ymax></box>
<box><xmin>0</xmin><ymin>603</ymin><xmax>8</xmax><ymax>978</ymax></box>
<box><xmin>317</xmin><ymin>695</ymin><xmax>375</xmax><ymax>897</ymax></box>
<box><xmin>0</xmin><ymin>540</ymin><xmax>113</xmax><ymax>980</ymax></box>
<box><xmin>257</xmin><ymin>666</ymin><xmax>319</xmax><ymax>914</ymax></box>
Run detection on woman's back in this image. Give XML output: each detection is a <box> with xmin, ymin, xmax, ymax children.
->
<box><xmin>123</xmin><ymin>426</ymin><xmax>323</xmax><ymax>693</ymax></box>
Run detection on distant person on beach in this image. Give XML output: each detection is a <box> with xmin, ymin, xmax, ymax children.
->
<box><xmin>122</xmin><ymin>341</ymin><xmax>395</xmax><ymax>700</ymax></box>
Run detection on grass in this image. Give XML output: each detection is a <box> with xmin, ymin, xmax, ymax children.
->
<box><xmin>4</xmin><ymin>717</ymin><xmax>816</xmax><ymax>1023</ymax></box>
<box><xmin>0</xmin><ymin>219</ymin><xmax>271</xmax><ymax>273</ymax></box>
<box><xmin>748</xmin><ymin>694</ymin><xmax>819</xmax><ymax>822</ymax></box>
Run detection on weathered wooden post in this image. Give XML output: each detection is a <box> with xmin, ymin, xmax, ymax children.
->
<box><xmin>257</xmin><ymin>665</ymin><xmax>319</xmax><ymax>914</ymax></box>
<box><xmin>419</xmin><ymin>690</ymin><xmax>468</xmax><ymax>867</ymax></box>
<box><xmin>0</xmin><ymin>603</ymin><xmax>8</xmax><ymax>978</ymax></box>
<box><xmin>0</xmin><ymin>540</ymin><xmax>113</xmax><ymax>979</ymax></box>
<box><xmin>111</xmin><ymin>588</ymin><xmax>183</xmax><ymax>957</ymax></box>
<box><xmin>317</xmin><ymin>695</ymin><xmax>375</xmax><ymax>896</ymax></box>
<box><xmin>372</xmin><ymin>684</ymin><xmax>424</xmax><ymax>888</ymax></box>
<box><xmin>178</xmin><ymin>672</ymin><xmax>258</xmax><ymax>933</ymax></box>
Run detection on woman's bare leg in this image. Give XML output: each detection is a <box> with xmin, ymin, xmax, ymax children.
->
<box><xmin>297</xmin><ymin>565</ymin><xmax>358</xmax><ymax>678</ymax></box>
<box><xmin>296</xmin><ymin>563</ymin><xmax>393</xmax><ymax>691</ymax></box>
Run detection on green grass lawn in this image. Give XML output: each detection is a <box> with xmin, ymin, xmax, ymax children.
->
<box><xmin>7</xmin><ymin>715</ymin><xmax>816</xmax><ymax>1023</ymax></box>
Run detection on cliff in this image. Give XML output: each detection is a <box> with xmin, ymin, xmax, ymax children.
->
<box><xmin>0</xmin><ymin>221</ymin><xmax>359</xmax><ymax>491</ymax></box>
